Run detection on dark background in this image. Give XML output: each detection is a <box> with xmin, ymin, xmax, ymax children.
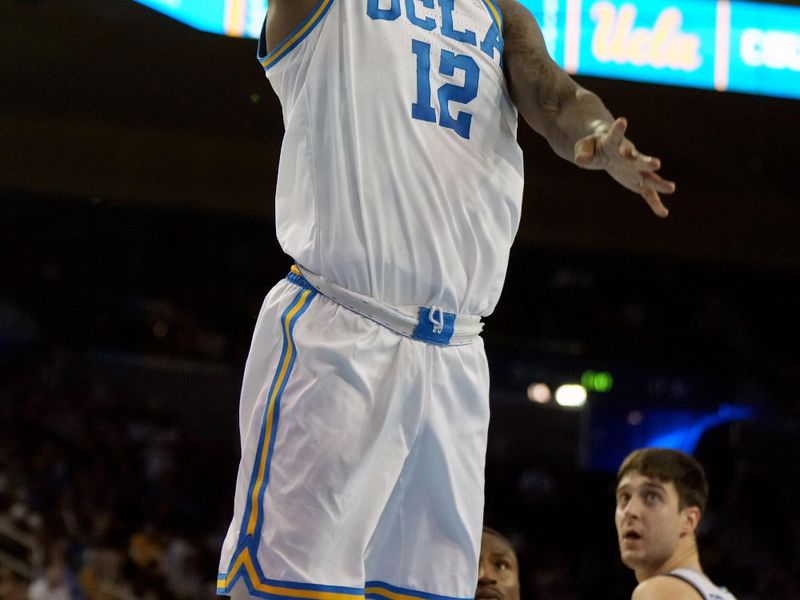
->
<box><xmin>1</xmin><ymin>0</ymin><xmax>798</xmax><ymax>598</ymax></box>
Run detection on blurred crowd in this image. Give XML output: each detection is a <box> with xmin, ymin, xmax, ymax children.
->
<box><xmin>1</xmin><ymin>350</ymin><xmax>797</xmax><ymax>599</ymax></box>
<box><xmin>1</xmin><ymin>192</ymin><xmax>798</xmax><ymax>598</ymax></box>
<box><xmin>0</xmin><ymin>352</ymin><xmax>226</xmax><ymax>600</ymax></box>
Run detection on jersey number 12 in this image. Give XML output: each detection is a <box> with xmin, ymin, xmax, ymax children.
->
<box><xmin>411</xmin><ymin>39</ymin><xmax>480</xmax><ymax>140</ymax></box>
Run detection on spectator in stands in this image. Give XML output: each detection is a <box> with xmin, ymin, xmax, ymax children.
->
<box><xmin>476</xmin><ymin>527</ymin><xmax>520</xmax><ymax>600</ymax></box>
<box><xmin>614</xmin><ymin>448</ymin><xmax>738</xmax><ymax>599</ymax></box>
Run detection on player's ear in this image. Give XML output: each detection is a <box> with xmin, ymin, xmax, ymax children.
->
<box><xmin>680</xmin><ymin>506</ymin><xmax>701</xmax><ymax>536</ymax></box>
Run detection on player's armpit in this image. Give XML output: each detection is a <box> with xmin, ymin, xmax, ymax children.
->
<box><xmin>264</xmin><ymin>0</ymin><xmax>322</xmax><ymax>52</ymax></box>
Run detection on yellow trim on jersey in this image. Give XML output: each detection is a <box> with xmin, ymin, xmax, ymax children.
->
<box><xmin>260</xmin><ymin>0</ymin><xmax>335</xmax><ymax>70</ymax></box>
<box><xmin>484</xmin><ymin>0</ymin><xmax>503</xmax><ymax>31</ymax></box>
<box><xmin>245</xmin><ymin>288</ymin><xmax>313</xmax><ymax>536</ymax></box>
<box><xmin>217</xmin><ymin>549</ymin><xmax>364</xmax><ymax>600</ymax></box>
<box><xmin>365</xmin><ymin>586</ymin><xmax>421</xmax><ymax>600</ymax></box>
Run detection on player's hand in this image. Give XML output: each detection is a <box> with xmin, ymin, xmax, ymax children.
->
<box><xmin>574</xmin><ymin>117</ymin><xmax>676</xmax><ymax>218</ymax></box>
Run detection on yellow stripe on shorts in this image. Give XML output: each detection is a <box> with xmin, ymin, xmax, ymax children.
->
<box><xmin>246</xmin><ymin>288</ymin><xmax>313</xmax><ymax>536</ymax></box>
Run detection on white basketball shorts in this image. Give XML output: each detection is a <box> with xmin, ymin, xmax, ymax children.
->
<box><xmin>217</xmin><ymin>269</ymin><xmax>490</xmax><ymax>600</ymax></box>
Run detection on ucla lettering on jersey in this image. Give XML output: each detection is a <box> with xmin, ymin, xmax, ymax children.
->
<box><xmin>366</xmin><ymin>0</ymin><xmax>504</xmax><ymax>139</ymax></box>
<box><xmin>257</xmin><ymin>0</ymin><xmax>525</xmax><ymax>317</ymax></box>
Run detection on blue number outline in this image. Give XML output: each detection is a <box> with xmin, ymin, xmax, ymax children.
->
<box><xmin>411</xmin><ymin>39</ymin><xmax>480</xmax><ymax>139</ymax></box>
<box><xmin>438</xmin><ymin>50</ymin><xmax>480</xmax><ymax>139</ymax></box>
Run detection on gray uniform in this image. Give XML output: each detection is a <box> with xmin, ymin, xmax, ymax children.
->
<box><xmin>666</xmin><ymin>568</ymin><xmax>738</xmax><ymax>600</ymax></box>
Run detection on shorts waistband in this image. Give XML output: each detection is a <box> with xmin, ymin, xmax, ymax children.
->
<box><xmin>287</xmin><ymin>265</ymin><xmax>483</xmax><ymax>346</ymax></box>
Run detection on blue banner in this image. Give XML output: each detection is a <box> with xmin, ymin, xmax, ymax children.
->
<box><xmin>132</xmin><ymin>0</ymin><xmax>267</xmax><ymax>38</ymax></box>
<box><xmin>575</xmin><ymin>0</ymin><xmax>715</xmax><ymax>90</ymax></box>
<box><xmin>131</xmin><ymin>0</ymin><xmax>800</xmax><ymax>100</ymax></box>
<box><xmin>524</xmin><ymin>0</ymin><xmax>799</xmax><ymax>99</ymax></box>
<box><xmin>133</xmin><ymin>0</ymin><xmax>225</xmax><ymax>33</ymax></box>
<box><xmin>727</xmin><ymin>1</ymin><xmax>800</xmax><ymax>99</ymax></box>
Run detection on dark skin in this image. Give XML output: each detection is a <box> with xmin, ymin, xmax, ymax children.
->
<box><xmin>476</xmin><ymin>530</ymin><xmax>521</xmax><ymax>600</ymax></box>
<box><xmin>264</xmin><ymin>0</ymin><xmax>676</xmax><ymax>217</ymax></box>
<box><xmin>264</xmin><ymin>1</ymin><xmax>316</xmax><ymax>51</ymax></box>
<box><xmin>495</xmin><ymin>0</ymin><xmax>675</xmax><ymax>216</ymax></box>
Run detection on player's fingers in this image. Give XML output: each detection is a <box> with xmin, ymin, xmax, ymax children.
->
<box><xmin>618</xmin><ymin>139</ymin><xmax>663</xmax><ymax>173</ymax></box>
<box><xmin>619</xmin><ymin>139</ymin><xmax>637</xmax><ymax>159</ymax></box>
<box><xmin>605</xmin><ymin>117</ymin><xmax>628</xmax><ymax>149</ymax></box>
<box><xmin>642</xmin><ymin>170</ymin><xmax>676</xmax><ymax>194</ymax></box>
<box><xmin>575</xmin><ymin>135</ymin><xmax>602</xmax><ymax>166</ymax></box>
<box><xmin>635</xmin><ymin>153</ymin><xmax>661</xmax><ymax>171</ymax></box>
<box><xmin>640</xmin><ymin>182</ymin><xmax>669</xmax><ymax>217</ymax></box>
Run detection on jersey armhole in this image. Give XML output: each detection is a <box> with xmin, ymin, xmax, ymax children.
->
<box><xmin>257</xmin><ymin>0</ymin><xmax>337</xmax><ymax>72</ymax></box>
<box><xmin>481</xmin><ymin>0</ymin><xmax>504</xmax><ymax>32</ymax></box>
<box><xmin>663</xmin><ymin>573</ymin><xmax>706</xmax><ymax>600</ymax></box>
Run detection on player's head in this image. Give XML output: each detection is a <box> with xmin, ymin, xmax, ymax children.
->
<box><xmin>476</xmin><ymin>527</ymin><xmax>520</xmax><ymax>600</ymax></box>
<box><xmin>614</xmin><ymin>448</ymin><xmax>708</xmax><ymax>575</ymax></box>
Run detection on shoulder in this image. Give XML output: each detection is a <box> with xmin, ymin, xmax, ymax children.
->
<box><xmin>268</xmin><ymin>0</ymin><xmax>319</xmax><ymax>10</ymax></box>
<box><xmin>264</xmin><ymin>0</ymin><xmax>324</xmax><ymax>52</ymax></box>
<box><xmin>493</xmin><ymin>0</ymin><xmax>532</xmax><ymax>27</ymax></box>
<box><xmin>632</xmin><ymin>576</ymin><xmax>704</xmax><ymax>600</ymax></box>
<box><xmin>266</xmin><ymin>0</ymin><xmax>321</xmax><ymax>21</ymax></box>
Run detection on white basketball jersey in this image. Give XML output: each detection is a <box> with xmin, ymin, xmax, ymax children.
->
<box><xmin>258</xmin><ymin>0</ymin><xmax>524</xmax><ymax>316</ymax></box>
<box><xmin>667</xmin><ymin>568</ymin><xmax>738</xmax><ymax>600</ymax></box>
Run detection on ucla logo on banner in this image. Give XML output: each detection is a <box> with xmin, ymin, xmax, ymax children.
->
<box><xmin>590</xmin><ymin>2</ymin><xmax>701</xmax><ymax>71</ymax></box>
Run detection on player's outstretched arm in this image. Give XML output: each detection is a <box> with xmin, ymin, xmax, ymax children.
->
<box><xmin>263</xmin><ymin>0</ymin><xmax>320</xmax><ymax>52</ymax></box>
<box><xmin>495</xmin><ymin>0</ymin><xmax>676</xmax><ymax>217</ymax></box>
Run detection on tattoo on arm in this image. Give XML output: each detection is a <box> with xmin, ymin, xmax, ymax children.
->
<box><xmin>495</xmin><ymin>0</ymin><xmax>614</xmax><ymax>161</ymax></box>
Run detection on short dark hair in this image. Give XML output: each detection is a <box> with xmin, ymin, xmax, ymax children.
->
<box><xmin>482</xmin><ymin>527</ymin><xmax>518</xmax><ymax>554</ymax></box>
<box><xmin>482</xmin><ymin>526</ymin><xmax>510</xmax><ymax>543</ymax></box>
<box><xmin>617</xmin><ymin>448</ymin><xmax>709</xmax><ymax>512</ymax></box>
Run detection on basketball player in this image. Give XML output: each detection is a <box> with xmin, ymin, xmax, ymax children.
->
<box><xmin>476</xmin><ymin>528</ymin><xmax>521</xmax><ymax>600</ymax></box>
<box><xmin>615</xmin><ymin>448</ymin><xmax>738</xmax><ymax>600</ymax></box>
<box><xmin>218</xmin><ymin>1</ymin><xmax>675</xmax><ymax>598</ymax></box>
